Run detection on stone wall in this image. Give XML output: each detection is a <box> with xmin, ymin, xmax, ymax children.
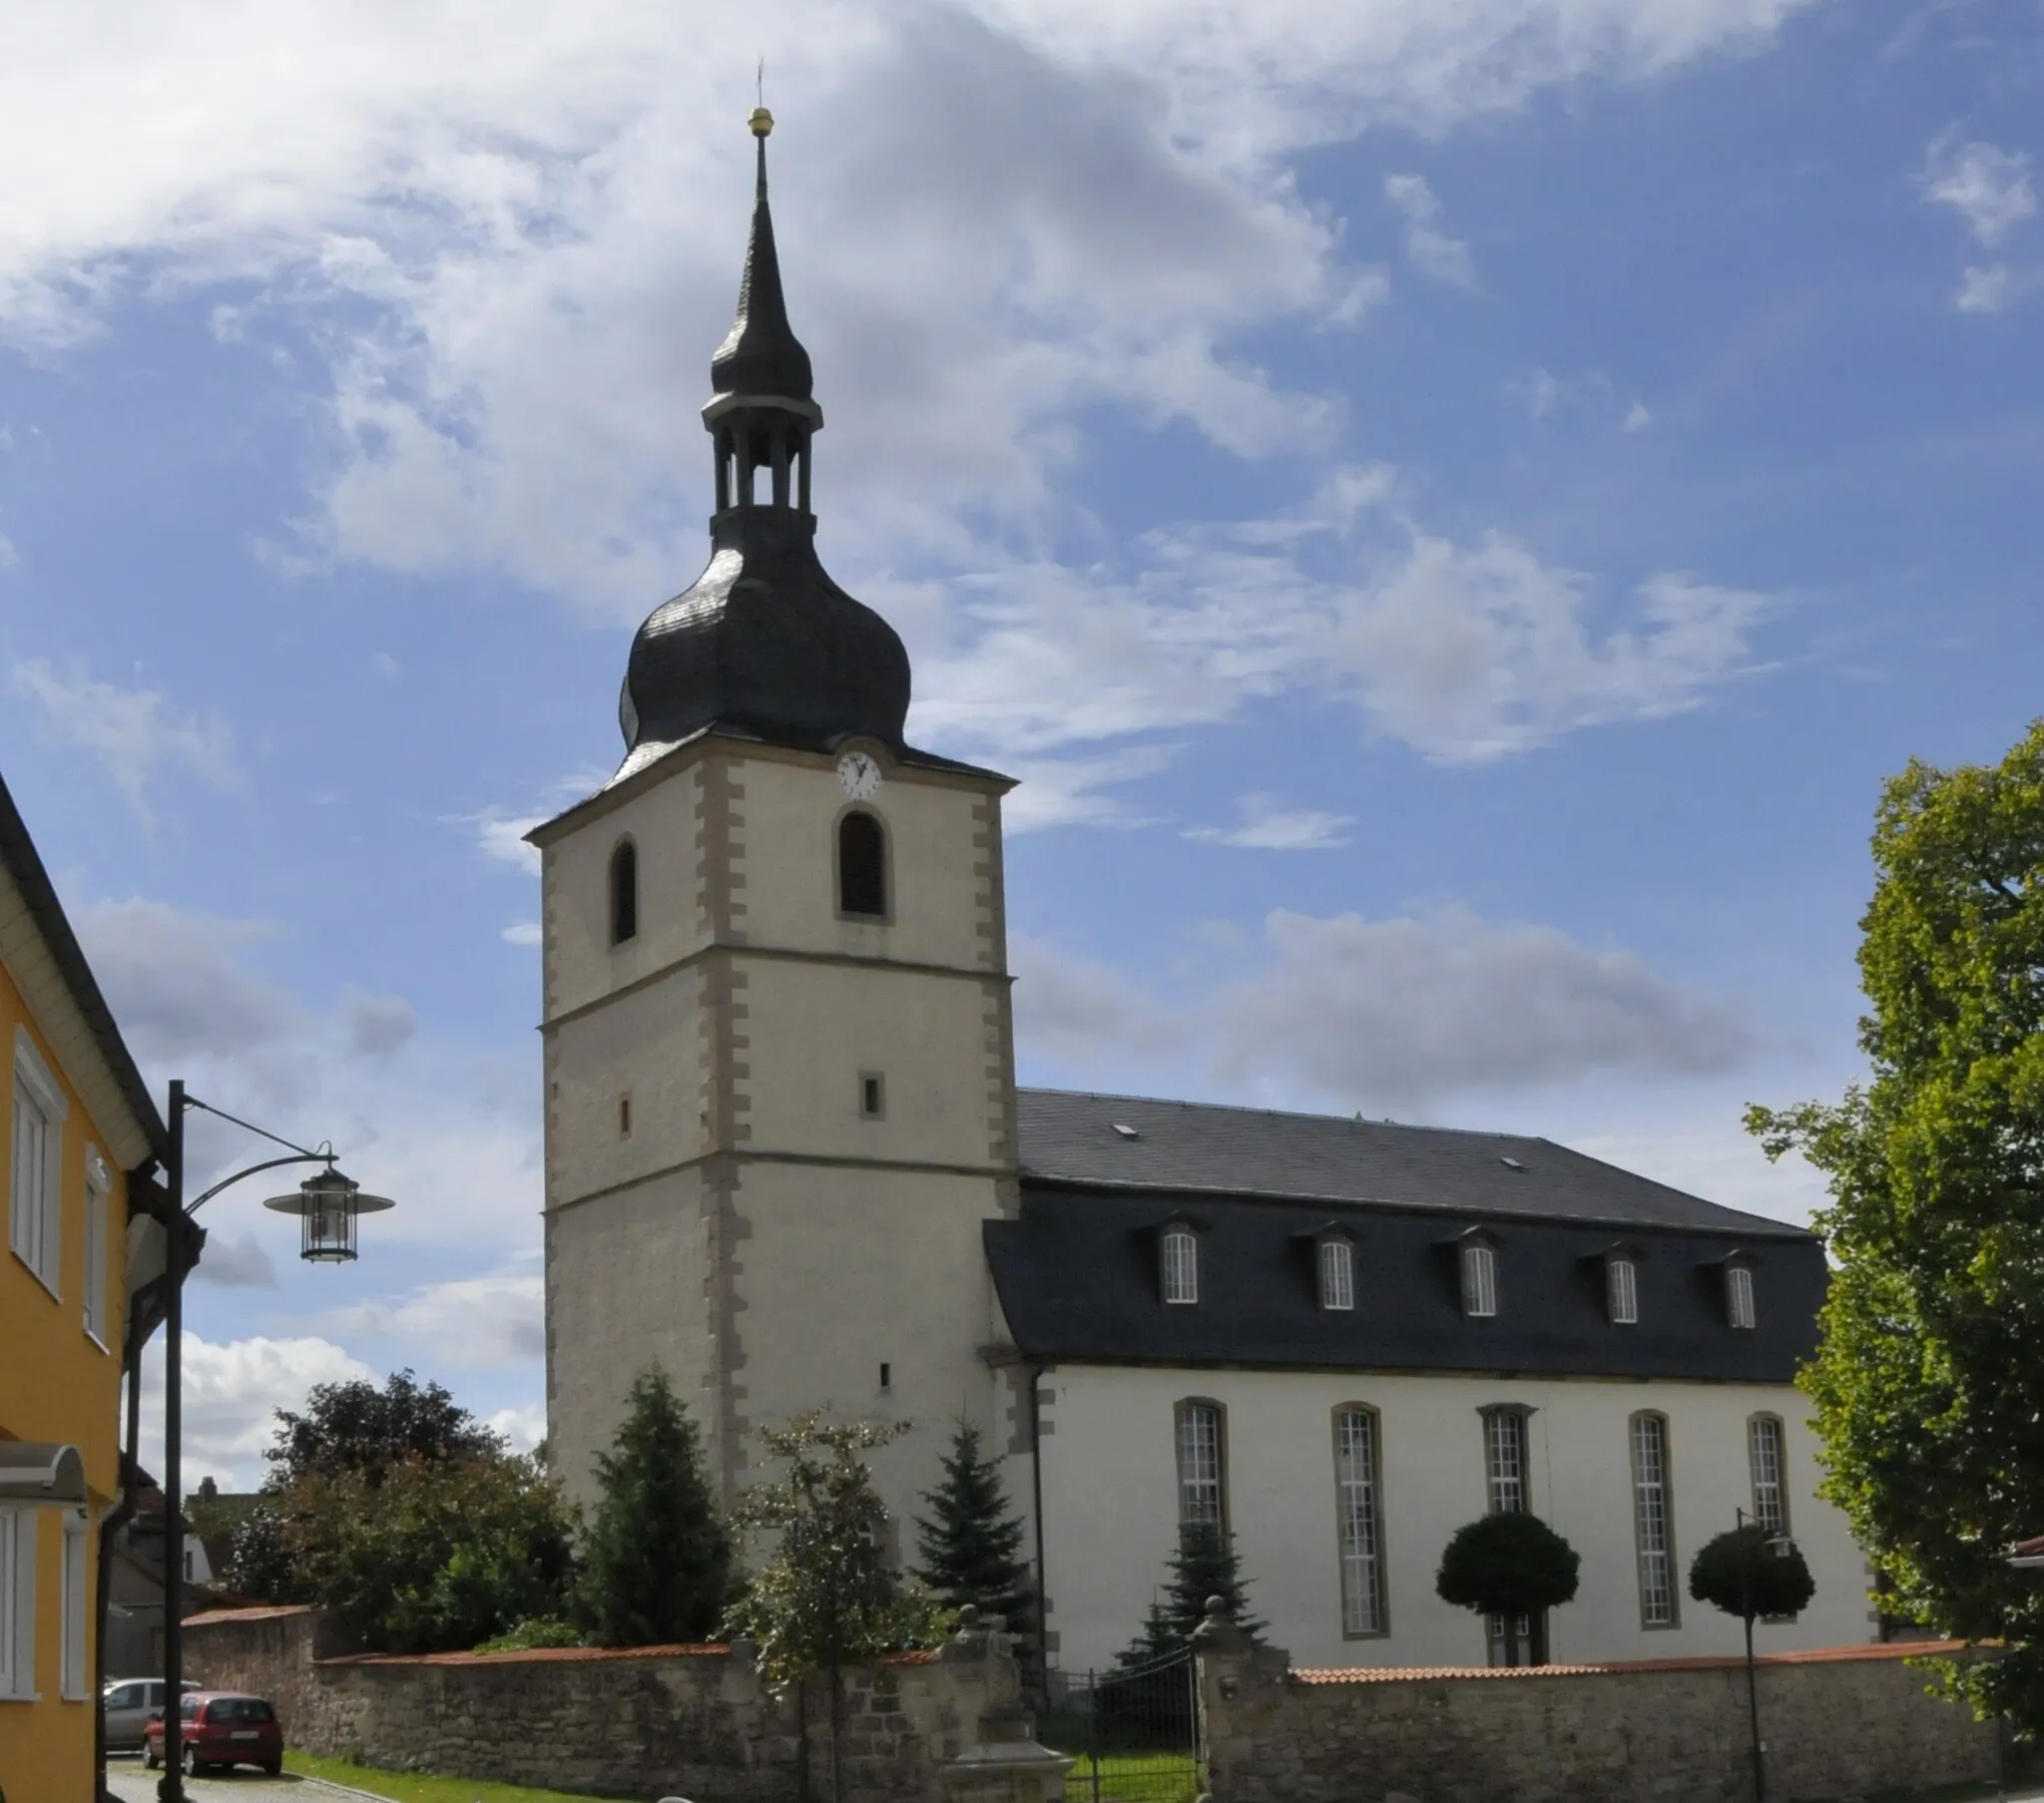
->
<box><xmin>181</xmin><ymin>1605</ymin><xmax>1064</xmax><ymax>1803</ymax></box>
<box><xmin>1197</xmin><ymin>1622</ymin><xmax>2013</xmax><ymax>1803</ymax></box>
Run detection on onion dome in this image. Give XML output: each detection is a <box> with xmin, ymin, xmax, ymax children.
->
<box><xmin>619</xmin><ymin>109</ymin><xmax>911</xmax><ymax>759</ymax></box>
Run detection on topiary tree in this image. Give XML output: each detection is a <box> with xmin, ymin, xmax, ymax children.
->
<box><xmin>1690</xmin><ymin>1525</ymin><xmax>1816</xmax><ymax>1646</ymax></box>
<box><xmin>578</xmin><ymin>1366</ymin><xmax>737</xmax><ymax>1647</ymax></box>
<box><xmin>1435</xmin><ymin>1513</ymin><xmax>1581</xmax><ymax>1666</ymax></box>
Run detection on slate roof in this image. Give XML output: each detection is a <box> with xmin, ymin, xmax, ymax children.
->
<box><xmin>1015</xmin><ymin>1089</ymin><xmax>1811</xmax><ymax>1239</ymax></box>
<box><xmin>991</xmin><ymin>1091</ymin><xmax>1823</xmax><ymax>1382</ymax></box>
<box><xmin>0</xmin><ymin>771</ymin><xmax>166</xmax><ymax>1161</ymax></box>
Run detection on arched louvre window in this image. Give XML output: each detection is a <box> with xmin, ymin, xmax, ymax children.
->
<box><xmin>1749</xmin><ymin>1415</ymin><xmax>1788</xmax><ymax>1535</ymax></box>
<box><xmin>1461</xmin><ymin>1241</ymin><xmax>1497</xmax><ymax>1318</ymax></box>
<box><xmin>1333</xmin><ymin>1407</ymin><xmax>1384</xmax><ymax>1635</ymax></box>
<box><xmin>1607</xmin><ymin>1256</ymin><xmax>1639</xmax><ymax>1325</ymax></box>
<box><xmin>1175</xmin><ymin>1400</ymin><xmax>1225</xmax><ymax>1528</ymax></box>
<box><xmin>1727</xmin><ymin>1264</ymin><xmax>1757</xmax><ymax>1330</ymax></box>
<box><xmin>1319</xmin><ymin>1237</ymin><xmax>1355</xmax><ymax>1311</ymax></box>
<box><xmin>838</xmin><ymin>810</ymin><xmax>887</xmax><ymax>918</ymax></box>
<box><xmin>1630</xmin><ymin>1413</ymin><xmax>1678</xmax><ymax>1627</ymax></box>
<box><xmin>609</xmin><ymin>839</ymin><xmax>638</xmax><ymax>946</ymax></box>
<box><xmin>1161</xmin><ymin>1227</ymin><xmax>1199</xmax><ymax>1305</ymax></box>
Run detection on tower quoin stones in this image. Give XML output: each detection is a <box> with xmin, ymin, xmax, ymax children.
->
<box><xmin>530</xmin><ymin>109</ymin><xmax>1019</xmax><ymax>1531</ymax></box>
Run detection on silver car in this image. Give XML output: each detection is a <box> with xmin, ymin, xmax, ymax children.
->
<box><xmin>102</xmin><ymin>1678</ymin><xmax>202</xmax><ymax>1751</ymax></box>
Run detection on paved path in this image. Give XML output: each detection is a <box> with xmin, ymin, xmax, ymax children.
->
<box><xmin>105</xmin><ymin>1758</ymin><xmax>367</xmax><ymax>1803</ymax></box>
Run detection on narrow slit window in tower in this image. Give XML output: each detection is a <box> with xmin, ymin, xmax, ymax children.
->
<box><xmin>609</xmin><ymin>839</ymin><xmax>638</xmax><ymax>945</ymax></box>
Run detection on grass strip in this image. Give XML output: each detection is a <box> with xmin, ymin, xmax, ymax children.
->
<box><xmin>284</xmin><ymin>1748</ymin><xmax>635</xmax><ymax>1803</ymax></box>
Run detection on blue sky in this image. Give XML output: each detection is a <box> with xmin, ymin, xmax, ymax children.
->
<box><xmin>4</xmin><ymin>0</ymin><xmax>2042</xmax><ymax>1487</ymax></box>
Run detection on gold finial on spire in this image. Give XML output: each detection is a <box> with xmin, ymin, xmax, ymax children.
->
<box><xmin>751</xmin><ymin>59</ymin><xmax>771</xmax><ymax>137</ymax></box>
<box><xmin>750</xmin><ymin>107</ymin><xmax>773</xmax><ymax>137</ymax></box>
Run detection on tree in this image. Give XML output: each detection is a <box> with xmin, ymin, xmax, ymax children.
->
<box><xmin>723</xmin><ymin>1413</ymin><xmax>937</xmax><ymax>1803</ymax></box>
<box><xmin>264</xmin><ymin>1368</ymin><xmax>502</xmax><ymax>1491</ymax></box>
<box><xmin>1689</xmin><ymin>1526</ymin><xmax>1816</xmax><ymax>1632</ymax></box>
<box><xmin>292</xmin><ymin>1451</ymin><xmax>578</xmax><ymax>1653</ymax></box>
<box><xmin>1117</xmin><ymin>1521</ymin><xmax>1266</xmax><ymax>1665</ymax></box>
<box><xmin>912</xmin><ymin>1422</ymin><xmax>1031</xmax><ymax>1629</ymax></box>
<box><xmin>578</xmin><ymin>1366</ymin><xmax>738</xmax><ymax>1646</ymax></box>
<box><xmin>1747</xmin><ymin>720</ymin><xmax>2044</xmax><ymax>1731</ymax></box>
<box><xmin>1434</xmin><ymin>1513</ymin><xmax>1581</xmax><ymax>1666</ymax></box>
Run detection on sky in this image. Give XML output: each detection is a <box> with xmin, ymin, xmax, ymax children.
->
<box><xmin>5</xmin><ymin>0</ymin><xmax>2043</xmax><ymax>1491</ymax></box>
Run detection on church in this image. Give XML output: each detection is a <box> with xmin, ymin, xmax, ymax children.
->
<box><xmin>531</xmin><ymin>111</ymin><xmax>1875</xmax><ymax>1675</ymax></box>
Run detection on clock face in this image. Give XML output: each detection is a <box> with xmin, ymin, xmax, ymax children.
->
<box><xmin>837</xmin><ymin>750</ymin><xmax>882</xmax><ymax>801</ymax></box>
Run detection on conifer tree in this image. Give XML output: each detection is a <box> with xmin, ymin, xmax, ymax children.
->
<box><xmin>1117</xmin><ymin>1521</ymin><xmax>1265</xmax><ymax>1664</ymax></box>
<box><xmin>912</xmin><ymin>1422</ymin><xmax>1032</xmax><ymax>1628</ymax></box>
<box><xmin>578</xmin><ymin>1366</ymin><xmax>737</xmax><ymax>1647</ymax></box>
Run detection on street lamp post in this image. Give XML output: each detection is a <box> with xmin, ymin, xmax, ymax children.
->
<box><xmin>1736</xmin><ymin>1506</ymin><xmax>1797</xmax><ymax>1803</ymax></box>
<box><xmin>155</xmin><ymin>1081</ymin><xmax>393</xmax><ymax>1803</ymax></box>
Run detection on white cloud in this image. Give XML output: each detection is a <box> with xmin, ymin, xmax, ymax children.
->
<box><xmin>1000</xmin><ymin>746</ymin><xmax>1178</xmax><ymax>833</ymax></box>
<box><xmin>1015</xmin><ymin>905</ymin><xmax>1756</xmax><ymax>1110</ymax></box>
<box><xmin>1384</xmin><ymin>173</ymin><xmax>1479</xmax><ymax>290</ymax></box>
<box><xmin>1954</xmin><ymin>261</ymin><xmax>2044</xmax><ymax>316</ymax></box>
<box><xmin>1921</xmin><ymin>133</ymin><xmax>2036</xmax><ymax>247</ymax></box>
<box><xmin>312</xmin><ymin>1269</ymin><xmax>545</xmax><ymax>1370</ymax></box>
<box><xmin>1211</xmin><ymin>906</ymin><xmax>1756</xmax><ymax>1108</ymax></box>
<box><xmin>1623</xmin><ymin>399</ymin><xmax>1652</xmax><ymax>432</ymax></box>
<box><xmin>501</xmin><ymin>920</ymin><xmax>544</xmax><ymax>947</ymax></box>
<box><xmin>137</xmin><ymin>1332</ymin><xmax>373</xmax><ymax>1493</ymax></box>
<box><xmin>74</xmin><ymin>901</ymin><xmax>299</xmax><ymax>1069</ymax></box>
<box><xmin>1184</xmin><ymin>792</ymin><xmax>1354</xmax><ymax>850</ymax></box>
<box><xmin>189</xmin><ymin>1231</ymin><xmax>279</xmax><ymax>1291</ymax></box>
<box><xmin>11</xmin><ymin>659</ymin><xmax>238</xmax><ymax>824</ymax></box>
<box><xmin>343</xmin><ymin>989</ymin><xmax>419</xmax><ymax>1060</ymax></box>
<box><xmin>0</xmin><ymin>531</ymin><xmax>17</xmax><ymax>568</ymax></box>
<box><xmin>460</xmin><ymin>809</ymin><xmax>547</xmax><ymax>873</ymax></box>
<box><xmin>488</xmin><ymin>1402</ymin><xmax>549</xmax><ymax>1454</ymax></box>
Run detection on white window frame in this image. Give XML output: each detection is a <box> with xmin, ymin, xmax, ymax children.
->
<box><xmin>1333</xmin><ymin>1406</ymin><xmax>1385</xmax><ymax>1636</ymax></box>
<box><xmin>83</xmin><ymin>1145</ymin><xmax>111</xmax><ymax>1348</ymax></box>
<box><xmin>1630</xmin><ymin>1413</ymin><xmax>1678</xmax><ymax>1627</ymax></box>
<box><xmin>1161</xmin><ymin>1228</ymin><xmax>1199</xmax><ymax>1306</ymax></box>
<box><xmin>1727</xmin><ymin>1265</ymin><xmax>1756</xmax><ymax>1330</ymax></box>
<box><xmin>1482</xmin><ymin>1407</ymin><xmax>1528</xmax><ymax>1515</ymax></box>
<box><xmin>1607</xmin><ymin>1257</ymin><xmax>1639</xmax><ymax>1326</ymax></box>
<box><xmin>1749</xmin><ymin>1415</ymin><xmax>1788</xmax><ymax>1537</ymax></box>
<box><xmin>1319</xmin><ymin>1237</ymin><xmax>1355</xmax><ymax>1312</ymax></box>
<box><xmin>61</xmin><ymin>1510</ymin><xmax>88</xmax><ymax>1699</ymax></box>
<box><xmin>11</xmin><ymin>1025</ymin><xmax>69</xmax><ymax>1297</ymax></box>
<box><xmin>1174</xmin><ymin>1400</ymin><xmax>1225</xmax><ymax>1528</ymax></box>
<box><xmin>1461</xmin><ymin>1241</ymin><xmax>1497</xmax><ymax>1318</ymax></box>
<box><xmin>0</xmin><ymin>1508</ymin><xmax>37</xmax><ymax>1699</ymax></box>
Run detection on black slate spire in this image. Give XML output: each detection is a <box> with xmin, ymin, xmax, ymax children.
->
<box><xmin>617</xmin><ymin>108</ymin><xmax>911</xmax><ymax>761</ymax></box>
<box><xmin>710</xmin><ymin>123</ymin><xmax>813</xmax><ymax>401</ymax></box>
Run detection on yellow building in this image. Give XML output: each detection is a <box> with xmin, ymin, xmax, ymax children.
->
<box><xmin>0</xmin><ymin>771</ymin><xmax>168</xmax><ymax>1803</ymax></box>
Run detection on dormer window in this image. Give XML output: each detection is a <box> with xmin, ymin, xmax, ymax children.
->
<box><xmin>1607</xmin><ymin>1256</ymin><xmax>1639</xmax><ymax>1326</ymax></box>
<box><xmin>1318</xmin><ymin>1237</ymin><xmax>1355</xmax><ymax>1312</ymax></box>
<box><xmin>1727</xmin><ymin>1263</ymin><xmax>1756</xmax><ymax>1330</ymax></box>
<box><xmin>1162</xmin><ymin>1227</ymin><xmax>1199</xmax><ymax>1305</ymax></box>
<box><xmin>1461</xmin><ymin>1240</ymin><xmax>1497</xmax><ymax>1318</ymax></box>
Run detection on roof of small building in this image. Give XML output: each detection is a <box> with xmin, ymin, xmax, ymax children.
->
<box><xmin>0</xmin><ymin>771</ymin><xmax>166</xmax><ymax>1162</ymax></box>
<box><xmin>1015</xmin><ymin>1089</ymin><xmax>1811</xmax><ymax>1239</ymax></box>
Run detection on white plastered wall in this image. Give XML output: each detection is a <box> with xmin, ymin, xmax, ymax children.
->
<box><xmin>1035</xmin><ymin>1365</ymin><xmax>1872</xmax><ymax>1673</ymax></box>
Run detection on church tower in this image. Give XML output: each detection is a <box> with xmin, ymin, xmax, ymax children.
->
<box><xmin>531</xmin><ymin>111</ymin><xmax>1019</xmax><ymax>1532</ymax></box>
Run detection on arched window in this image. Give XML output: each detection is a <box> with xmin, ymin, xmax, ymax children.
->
<box><xmin>1332</xmin><ymin>1405</ymin><xmax>1386</xmax><ymax>1636</ymax></box>
<box><xmin>1460</xmin><ymin>1241</ymin><xmax>1497</xmax><ymax>1318</ymax></box>
<box><xmin>1318</xmin><ymin>1237</ymin><xmax>1355</xmax><ymax>1311</ymax></box>
<box><xmin>609</xmin><ymin>839</ymin><xmax>638</xmax><ymax>946</ymax></box>
<box><xmin>838</xmin><ymin>810</ymin><xmax>887</xmax><ymax>918</ymax></box>
<box><xmin>1629</xmin><ymin>1412</ymin><xmax>1678</xmax><ymax>1627</ymax></box>
<box><xmin>1748</xmin><ymin>1414</ymin><xmax>1788</xmax><ymax>1536</ymax></box>
<box><xmin>1726</xmin><ymin>1263</ymin><xmax>1757</xmax><ymax>1330</ymax></box>
<box><xmin>1174</xmin><ymin>1399</ymin><xmax>1226</xmax><ymax>1528</ymax></box>
<box><xmin>1161</xmin><ymin>1227</ymin><xmax>1199</xmax><ymax>1305</ymax></box>
<box><xmin>1606</xmin><ymin>1256</ymin><xmax>1639</xmax><ymax>1325</ymax></box>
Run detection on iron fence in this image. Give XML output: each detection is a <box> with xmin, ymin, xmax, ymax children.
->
<box><xmin>1037</xmin><ymin>1651</ymin><xmax>1202</xmax><ymax>1803</ymax></box>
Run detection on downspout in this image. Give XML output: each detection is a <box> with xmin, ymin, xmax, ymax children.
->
<box><xmin>1029</xmin><ymin>1364</ymin><xmax>1049</xmax><ymax>1703</ymax></box>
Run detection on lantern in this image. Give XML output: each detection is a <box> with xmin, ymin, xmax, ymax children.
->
<box><xmin>261</xmin><ymin>1165</ymin><xmax>395</xmax><ymax>1263</ymax></box>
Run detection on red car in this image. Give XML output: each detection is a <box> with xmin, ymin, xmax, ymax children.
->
<box><xmin>143</xmin><ymin>1689</ymin><xmax>284</xmax><ymax>1777</ymax></box>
